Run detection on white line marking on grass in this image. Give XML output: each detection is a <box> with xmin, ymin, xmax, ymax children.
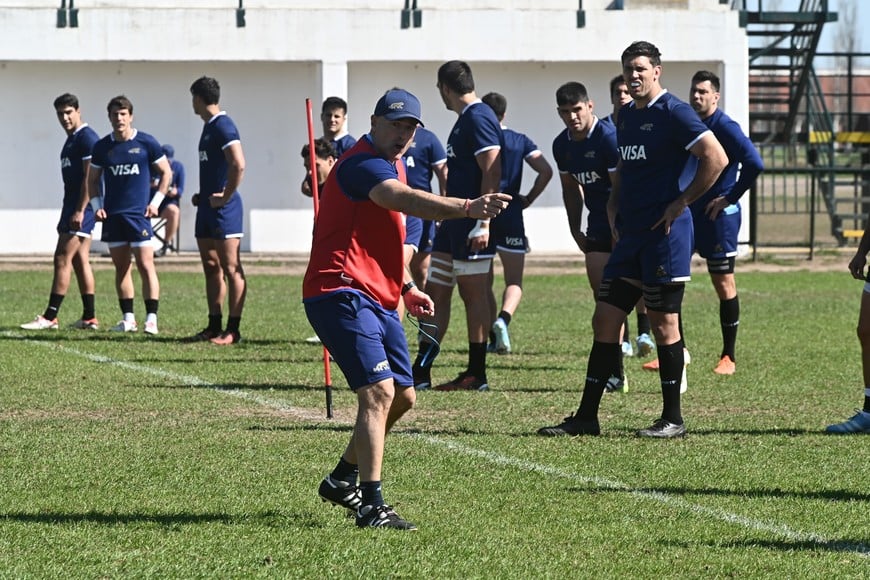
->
<box><xmin>418</xmin><ymin>435</ymin><xmax>870</xmax><ymax>558</ymax></box>
<box><xmin>8</xmin><ymin>331</ymin><xmax>868</xmax><ymax>557</ymax></box>
<box><xmin>5</xmin><ymin>332</ymin><xmax>326</xmax><ymax>423</ymax></box>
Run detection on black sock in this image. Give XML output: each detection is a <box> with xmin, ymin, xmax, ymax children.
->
<box><xmin>208</xmin><ymin>313</ymin><xmax>223</xmax><ymax>333</ymax></box>
<box><xmin>637</xmin><ymin>311</ymin><xmax>651</xmax><ymax>336</ymax></box>
<box><xmin>44</xmin><ymin>293</ymin><xmax>64</xmax><ymax>320</ymax></box>
<box><xmin>622</xmin><ymin>317</ymin><xmax>631</xmax><ymax>343</ymax></box>
<box><xmin>489</xmin><ymin>329</ymin><xmax>497</xmax><ymax>345</ymax></box>
<box><xmin>498</xmin><ymin>311</ymin><xmax>512</xmax><ymax>326</ymax></box>
<box><xmin>720</xmin><ymin>296</ymin><xmax>739</xmax><ymax>360</ymax></box>
<box><xmin>658</xmin><ymin>341</ymin><xmax>684</xmax><ymax>425</ymax></box>
<box><xmin>864</xmin><ymin>388</ymin><xmax>870</xmax><ymax>414</ymax></box>
<box><xmin>330</xmin><ymin>457</ymin><xmax>359</xmax><ymax>487</ymax></box>
<box><xmin>414</xmin><ymin>340</ymin><xmax>440</xmax><ymax>370</ymax></box>
<box><xmin>81</xmin><ymin>293</ymin><xmax>95</xmax><ymax>320</ymax></box>
<box><xmin>359</xmin><ymin>480</ymin><xmax>384</xmax><ymax>507</ymax></box>
<box><xmin>144</xmin><ymin>299</ymin><xmax>159</xmax><ymax>315</ymax></box>
<box><xmin>119</xmin><ymin>298</ymin><xmax>134</xmax><ymax>316</ymax></box>
<box><xmin>468</xmin><ymin>342</ymin><xmax>487</xmax><ymax>379</ymax></box>
<box><xmin>226</xmin><ymin>316</ymin><xmax>241</xmax><ymax>334</ymax></box>
<box><xmin>577</xmin><ymin>341</ymin><xmax>621</xmax><ymax>421</ymax></box>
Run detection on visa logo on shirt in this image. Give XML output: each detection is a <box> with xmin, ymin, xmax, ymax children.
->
<box><xmin>109</xmin><ymin>164</ymin><xmax>140</xmax><ymax>176</ymax></box>
<box><xmin>619</xmin><ymin>145</ymin><xmax>647</xmax><ymax>160</ymax></box>
<box><xmin>61</xmin><ymin>157</ymin><xmax>72</xmax><ymax>168</ymax></box>
<box><xmin>573</xmin><ymin>171</ymin><xmax>602</xmax><ymax>185</ymax></box>
<box><xmin>199</xmin><ymin>151</ymin><xmax>209</xmax><ymax>162</ymax></box>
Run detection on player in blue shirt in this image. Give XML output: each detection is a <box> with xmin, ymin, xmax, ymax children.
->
<box><xmin>482</xmin><ymin>92</ymin><xmax>553</xmax><ymax>355</ymax></box>
<box><xmin>72</xmin><ymin>95</ymin><xmax>172</xmax><ymax>335</ymax></box>
<box><xmin>688</xmin><ymin>70</ymin><xmax>764</xmax><ymax>376</ymax></box>
<box><xmin>300</xmin><ymin>97</ymin><xmax>356</xmax><ymax>197</ymax></box>
<box><xmin>538</xmin><ymin>41</ymin><xmax>728</xmax><ymax>439</ymax></box>
<box><xmin>403</xmin><ymin>126</ymin><xmax>448</xmax><ymax>288</ymax></box>
<box><xmin>151</xmin><ymin>144</ymin><xmax>185</xmax><ymax>256</ymax></box>
<box><xmin>21</xmin><ymin>93</ymin><xmax>101</xmax><ymax>331</ymax></box>
<box><xmin>412</xmin><ymin>60</ymin><xmax>505</xmax><ymax>392</ymax></box>
<box><xmin>187</xmin><ymin>76</ymin><xmax>248</xmax><ymax>345</ymax></box>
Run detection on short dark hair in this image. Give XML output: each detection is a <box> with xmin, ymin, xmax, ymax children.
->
<box><xmin>691</xmin><ymin>70</ymin><xmax>720</xmax><ymax>92</ymax></box>
<box><xmin>53</xmin><ymin>93</ymin><xmax>79</xmax><ymax>110</ymax></box>
<box><xmin>190</xmin><ymin>76</ymin><xmax>221</xmax><ymax>105</ymax></box>
<box><xmin>621</xmin><ymin>41</ymin><xmax>662</xmax><ymax>67</ymax></box>
<box><xmin>301</xmin><ymin>138</ymin><xmax>337</xmax><ymax>161</ymax></box>
<box><xmin>107</xmin><ymin>95</ymin><xmax>133</xmax><ymax>114</ymax></box>
<box><xmin>555</xmin><ymin>82</ymin><xmax>590</xmax><ymax>107</ymax></box>
<box><xmin>609</xmin><ymin>75</ymin><xmax>627</xmax><ymax>98</ymax></box>
<box><xmin>481</xmin><ymin>92</ymin><xmax>507</xmax><ymax>120</ymax></box>
<box><xmin>437</xmin><ymin>60</ymin><xmax>475</xmax><ymax>95</ymax></box>
<box><xmin>322</xmin><ymin>96</ymin><xmax>348</xmax><ymax>114</ymax></box>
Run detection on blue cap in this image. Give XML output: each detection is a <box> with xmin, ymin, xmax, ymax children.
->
<box><xmin>161</xmin><ymin>144</ymin><xmax>174</xmax><ymax>158</ymax></box>
<box><xmin>373</xmin><ymin>89</ymin><xmax>424</xmax><ymax>127</ymax></box>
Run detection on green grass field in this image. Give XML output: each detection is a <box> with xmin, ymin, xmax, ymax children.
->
<box><xmin>1</xmin><ymin>264</ymin><xmax>868</xmax><ymax>578</ymax></box>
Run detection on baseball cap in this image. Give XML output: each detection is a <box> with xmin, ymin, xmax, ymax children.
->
<box><xmin>373</xmin><ymin>89</ymin><xmax>424</xmax><ymax>127</ymax></box>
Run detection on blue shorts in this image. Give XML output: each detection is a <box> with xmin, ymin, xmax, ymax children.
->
<box><xmin>604</xmin><ymin>210</ymin><xmax>694</xmax><ymax>284</ymax></box>
<box><xmin>154</xmin><ymin>195</ymin><xmax>180</xmax><ymax>215</ymax></box>
<box><xmin>195</xmin><ymin>194</ymin><xmax>244</xmax><ymax>239</ymax></box>
<box><xmin>692</xmin><ymin>201</ymin><xmax>740</xmax><ymax>259</ymax></box>
<box><xmin>491</xmin><ymin>199</ymin><xmax>527</xmax><ymax>254</ymax></box>
<box><xmin>431</xmin><ymin>216</ymin><xmax>496</xmax><ymax>261</ymax></box>
<box><xmin>58</xmin><ymin>204</ymin><xmax>95</xmax><ymax>237</ymax></box>
<box><xmin>304</xmin><ymin>290</ymin><xmax>413</xmax><ymax>391</ymax></box>
<box><xmin>404</xmin><ymin>215</ymin><xmax>423</xmax><ymax>251</ymax></box>
<box><xmin>101</xmin><ymin>213</ymin><xmax>153</xmax><ymax>244</ymax></box>
<box><xmin>411</xmin><ymin>219</ymin><xmax>437</xmax><ymax>254</ymax></box>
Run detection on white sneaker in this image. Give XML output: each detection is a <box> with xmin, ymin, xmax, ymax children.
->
<box><xmin>21</xmin><ymin>315</ymin><xmax>59</xmax><ymax>330</ymax></box>
<box><xmin>635</xmin><ymin>333</ymin><xmax>655</xmax><ymax>358</ymax></box>
<box><xmin>492</xmin><ymin>318</ymin><xmax>512</xmax><ymax>354</ymax></box>
<box><xmin>621</xmin><ymin>341</ymin><xmax>634</xmax><ymax>357</ymax></box>
<box><xmin>110</xmin><ymin>319</ymin><xmax>138</xmax><ymax>332</ymax></box>
<box><xmin>144</xmin><ymin>320</ymin><xmax>159</xmax><ymax>335</ymax></box>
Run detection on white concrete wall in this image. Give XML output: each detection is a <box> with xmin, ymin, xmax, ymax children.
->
<box><xmin>0</xmin><ymin>0</ymin><xmax>748</xmax><ymax>254</ymax></box>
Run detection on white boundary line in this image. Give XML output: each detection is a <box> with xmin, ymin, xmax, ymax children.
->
<box><xmin>8</xmin><ymin>331</ymin><xmax>869</xmax><ymax>558</ymax></box>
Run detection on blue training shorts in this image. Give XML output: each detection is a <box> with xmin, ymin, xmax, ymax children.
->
<box><xmin>692</xmin><ymin>201</ymin><xmax>741</xmax><ymax>259</ymax></box>
<box><xmin>604</xmin><ymin>210</ymin><xmax>694</xmax><ymax>284</ymax></box>
<box><xmin>404</xmin><ymin>215</ymin><xmax>423</xmax><ymax>251</ymax></box>
<box><xmin>304</xmin><ymin>290</ymin><xmax>413</xmax><ymax>391</ymax></box>
<box><xmin>431</xmin><ymin>215</ymin><xmax>496</xmax><ymax>261</ymax></box>
<box><xmin>58</xmin><ymin>204</ymin><xmax>96</xmax><ymax>237</ymax></box>
<box><xmin>195</xmin><ymin>194</ymin><xmax>244</xmax><ymax>239</ymax></box>
<box><xmin>491</xmin><ymin>198</ymin><xmax>527</xmax><ymax>254</ymax></box>
<box><xmin>101</xmin><ymin>213</ymin><xmax>153</xmax><ymax>244</ymax></box>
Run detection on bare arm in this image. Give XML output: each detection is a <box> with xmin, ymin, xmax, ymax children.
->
<box><xmin>432</xmin><ymin>161</ymin><xmax>448</xmax><ymax>196</ymax></box>
<box><xmin>211</xmin><ymin>142</ymin><xmax>246</xmax><ymax>208</ymax></box>
<box><xmin>520</xmin><ymin>152</ymin><xmax>554</xmax><ymax>209</ymax></box>
<box><xmin>368</xmin><ymin>179</ymin><xmax>510</xmax><ymax>221</ymax></box>
<box><xmin>147</xmin><ymin>157</ymin><xmax>173</xmax><ymax>217</ymax></box>
<box><xmin>560</xmin><ymin>172</ymin><xmax>587</xmax><ymax>252</ymax></box>
<box><xmin>653</xmin><ymin>133</ymin><xmax>727</xmax><ymax>234</ymax></box>
<box><xmin>607</xmin><ymin>162</ymin><xmax>622</xmax><ymax>239</ymax></box>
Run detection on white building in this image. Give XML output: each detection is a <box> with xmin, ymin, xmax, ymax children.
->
<box><xmin>0</xmin><ymin>0</ymin><xmax>747</xmax><ymax>253</ymax></box>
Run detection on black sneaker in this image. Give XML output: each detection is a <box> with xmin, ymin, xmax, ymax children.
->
<box><xmin>355</xmin><ymin>504</ymin><xmax>417</xmax><ymax>531</ymax></box>
<box><xmin>537</xmin><ymin>413</ymin><xmax>600</xmax><ymax>437</ymax></box>
<box><xmin>318</xmin><ymin>476</ymin><xmax>362</xmax><ymax>512</ymax></box>
<box><xmin>636</xmin><ymin>418</ymin><xmax>686</xmax><ymax>439</ymax></box>
<box><xmin>413</xmin><ymin>366</ymin><xmax>432</xmax><ymax>391</ymax></box>
<box><xmin>182</xmin><ymin>328</ymin><xmax>221</xmax><ymax>343</ymax></box>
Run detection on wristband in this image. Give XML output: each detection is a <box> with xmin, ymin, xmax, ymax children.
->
<box><xmin>151</xmin><ymin>191</ymin><xmax>166</xmax><ymax>208</ymax></box>
<box><xmin>467</xmin><ymin>219</ymin><xmax>489</xmax><ymax>239</ymax></box>
<box><xmin>401</xmin><ymin>281</ymin><xmax>416</xmax><ymax>296</ymax></box>
<box><xmin>464</xmin><ymin>198</ymin><xmax>471</xmax><ymax>218</ymax></box>
<box><xmin>89</xmin><ymin>196</ymin><xmax>103</xmax><ymax>211</ymax></box>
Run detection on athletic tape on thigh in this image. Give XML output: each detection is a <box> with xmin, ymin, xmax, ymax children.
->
<box><xmin>428</xmin><ymin>256</ymin><xmax>456</xmax><ymax>288</ymax></box>
<box><xmin>706</xmin><ymin>256</ymin><xmax>735</xmax><ymax>275</ymax></box>
<box><xmin>597</xmin><ymin>278</ymin><xmax>642</xmax><ymax>313</ymax></box>
<box><xmin>643</xmin><ymin>283</ymin><xmax>685</xmax><ymax>313</ymax></box>
<box><xmin>453</xmin><ymin>258</ymin><xmax>492</xmax><ymax>277</ymax></box>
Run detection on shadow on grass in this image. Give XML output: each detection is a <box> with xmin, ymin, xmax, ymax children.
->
<box><xmin>150</xmin><ymin>382</ymin><xmax>322</xmax><ymax>393</ymax></box>
<box><xmin>248</xmin><ymin>423</ymin><xmax>352</xmax><ymax>434</ymax></box>
<box><xmin>0</xmin><ymin>509</ymin><xmax>324</xmax><ymax>529</ymax></box>
<box><xmin>664</xmin><ymin>538</ymin><xmax>870</xmax><ymax>557</ymax></box>
<box><xmin>568</xmin><ymin>483</ymin><xmax>870</xmax><ymax>503</ymax></box>
<box><xmin>0</xmin><ymin>331</ymin><xmax>293</xmax><ymax>348</ymax></box>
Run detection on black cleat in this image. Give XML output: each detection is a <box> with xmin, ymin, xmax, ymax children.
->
<box><xmin>355</xmin><ymin>504</ymin><xmax>417</xmax><ymax>530</ymax></box>
<box><xmin>636</xmin><ymin>418</ymin><xmax>686</xmax><ymax>439</ymax></box>
<box><xmin>537</xmin><ymin>413</ymin><xmax>600</xmax><ymax>437</ymax></box>
<box><xmin>413</xmin><ymin>366</ymin><xmax>432</xmax><ymax>391</ymax></box>
<box><xmin>318</xmin><ymin>476</ymin><xmax>362</xmax><ymax>512</ymax></box>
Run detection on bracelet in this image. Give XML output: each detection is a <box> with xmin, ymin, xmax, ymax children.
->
<box><xmin>464</xmin><ymin>198</ymin><xmax>471</xmax><ymax>218</ymax></box>
<box><xmin>401</xmin><ymin>281</ymin><xmax>416</xmax><ymax>296</ymax></box>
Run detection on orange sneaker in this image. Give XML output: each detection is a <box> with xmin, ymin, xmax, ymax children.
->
<box><xmin>714</xmin><ymin>355</ymin><xmax>735</xmax><ymax>375</ymax></box>
<box><xmin>210</xmin><ymin>331</ymin><xmax>241</xmax><ymax>345</ymax></box>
